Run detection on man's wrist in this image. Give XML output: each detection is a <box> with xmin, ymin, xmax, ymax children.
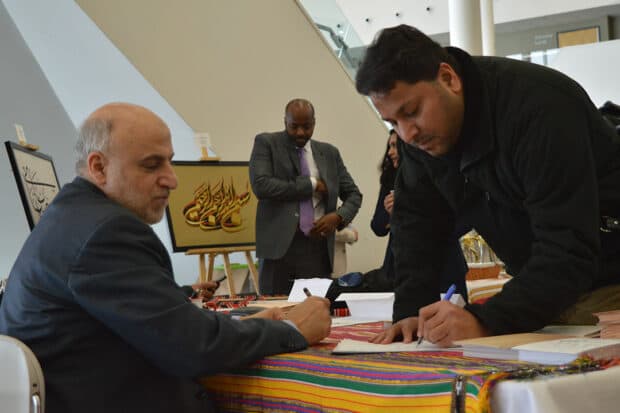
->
<box><xmin>283</xmin><ymin>319</ymin><xmax>299</xmax><ymax>331</ymax></box>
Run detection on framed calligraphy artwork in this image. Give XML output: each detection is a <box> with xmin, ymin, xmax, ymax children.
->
<box><xmin>5</xmin><ymin>141</ymin><xmax>61</xmax><ymax>230</ymax></box>
<box><xmin>165</xmin><ymin>161</ymin><xmax>257</xmax><ymax>252</ymax></box>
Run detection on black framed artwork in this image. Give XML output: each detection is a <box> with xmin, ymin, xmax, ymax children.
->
<box><xmin>165</xmin><ymin>161</ymin><xmax>257</xmax><ymax>252</ymax></box>
<box><xmin>5</xmin><ymin>141</ymin><xmax>61</xmax><ymax>230</ymax></box>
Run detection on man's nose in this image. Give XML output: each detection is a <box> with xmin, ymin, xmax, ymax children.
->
<box><xmin>398</xmin><ymin>122</ymin><xmax>419</xmax><ymax>145</ymax></box>
<box><xmin>161</xmin><ymin>164</ymin><xmax>178</xmax><ymax>189</ymax></box>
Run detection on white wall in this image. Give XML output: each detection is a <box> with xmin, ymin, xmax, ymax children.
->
<box><xmin>3</xmin><ymin>0</ymin><xmax>201</xmax><ymax>285</ymax></box>
<box><xmin>335</xmin><ymin>0</ymin><xmax>620</xmax><ymax>45</ymax></box>
<box><xmin>549</xmin><ymin>39</ymin><xmax>620</xmax><ymax>106</ymax></box>
<box><xmin>0</xmin><ymin>0</ymin><xmax>77</xmax><ymax>278</ymax></box>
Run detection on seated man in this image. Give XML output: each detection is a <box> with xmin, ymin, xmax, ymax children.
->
<box><xmin>355</xmin><ymin>25</ymin><xmax>620</xmax><ymax>346</ymax></box>
<box><xmin>0</xmin><ymin>102</ymin><xmax>331</xmax><ymax>413</ymax></box>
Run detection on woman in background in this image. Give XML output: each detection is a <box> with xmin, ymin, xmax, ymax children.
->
<box><xmin>371</xmin><ymin>130</ymin><xmax>399</xmax><ymax>285</ymax></box>
<box><xmin>371</xmin><ymin>130</ymin><xmax>469</xmax><ymax>300</ymax></box>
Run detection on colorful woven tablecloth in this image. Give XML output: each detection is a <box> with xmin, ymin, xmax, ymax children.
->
<box><xmin>200</xmin><ymin>322</ymin><xmax>610</xmax><ymax>412</ymax></box>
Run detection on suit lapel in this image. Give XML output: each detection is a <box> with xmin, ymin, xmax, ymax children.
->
<box><xmin>312</xmin><ymin>141</ymin><xmax>328</xmax><ymax>179</ymax></box>
<box><xmin>284</xmin><ymin>133</ymin><xmax>301</xmax><ymax>175</ymax></box>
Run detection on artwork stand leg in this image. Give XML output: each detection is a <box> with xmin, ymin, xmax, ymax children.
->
<box><xmin>186</xmin><ymin>246</ymin><xmax>260</xmax><ymax>296</ymax></box>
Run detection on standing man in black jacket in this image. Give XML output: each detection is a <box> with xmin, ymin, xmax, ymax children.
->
<box><xmin>355</xmin><ymin>25</ymin><xmax>620</xmax><ymax>346</ymax></box>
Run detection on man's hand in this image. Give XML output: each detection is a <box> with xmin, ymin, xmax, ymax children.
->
<box><xmin>315</xmin><ymin>179</ymin><xmax>328</xmax><ymax>196</ymax></box>
<box><xmin>310</xmin><ymin>212</ymin><xmax>342</xmax><ymax>238</ymax></box>
<box><xmin>240</xmin><ymin>307</ymin><xmax>286</xmax><ymax>321</ymax></box>
<box><xmin>286</xmin><ymin>296</ymin><xmax>331</xmax><ymax>345</ymax></box>
<box><xmin>191</xmin><ymin>281</ymin><xmax>219</xmax><ymax>300</ymax></box>
<box><xmin>369</xmin><ymin>317</ymin><xmax>418</xmax><ymax>344</ymax></box>
<box><xmin>417</xmin><ymin>301</ymin><xmax>490</xmax><ymax>347</ymax></box>
<box><xmin>384</xmin><ymin>191</ymin><xmax>394</xmax><ymax>215</ymax></box>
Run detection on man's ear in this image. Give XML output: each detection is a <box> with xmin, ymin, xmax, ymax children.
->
<box><xmin>437</xmin><ymin>62</ymin><xmax>462</xmax><ymax>94</ymax></box>
<box><xmin>86</xmin><ymin>151</ymin><xmax>107</xmax><ymax>186</ymax></box>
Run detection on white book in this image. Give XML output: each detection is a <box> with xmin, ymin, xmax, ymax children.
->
<box><xmin>514</xmin><ymin>338</ymin><xmax>620</xmax><ymax>365</ymax></box>
<box><xmin>456</xmin><ymin>333</ymin><xmax>620</xmax><ymax>365</ymax></box>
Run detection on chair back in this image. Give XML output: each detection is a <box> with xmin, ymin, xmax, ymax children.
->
<box><xmin>0</xmin><ymin>335</ymin><xmax>45</xmax><ymax>413</ymax></box>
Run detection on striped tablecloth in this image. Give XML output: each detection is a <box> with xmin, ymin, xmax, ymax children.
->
<box><xmin>200</xmin><ymin>322</ymin><xmax>538</xmax><ymax>412</ymax></box>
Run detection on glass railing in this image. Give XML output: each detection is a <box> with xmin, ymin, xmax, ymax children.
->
<box><xmin>299</xmin><ymin>0</ymin><xmax>365</xmax><ymax>78</ymax></box>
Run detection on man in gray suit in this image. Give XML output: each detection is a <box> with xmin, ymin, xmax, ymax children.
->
<box><xmin>0</xmin><ymin>102</ymin><xmax>332</xmax><ymax>413</ymax></box>
<box><xmin>250</xmin><ymin>99</ymin><xmax>362</xmax><ymax>295</ymax></box>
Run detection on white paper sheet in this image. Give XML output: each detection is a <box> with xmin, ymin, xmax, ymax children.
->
<box><xmin>332</xmin><ymin>338</ymin><xmax>461</xmax><ymax>354</ymax></box>
<box><xmin>287</xmin><ymin>278</ymin><xmax>333</xmax><ymax>302</ymax></box>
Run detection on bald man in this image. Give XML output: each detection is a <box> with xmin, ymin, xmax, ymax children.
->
<box><xmin>250</xmin><ymin>99</ymin><xmax>362</xmax><ymax>294</ymax></box>
<box><xmin>0</xmin><ymin>103</ymin><xmax>331</xmax><ymax>413</ymax></box>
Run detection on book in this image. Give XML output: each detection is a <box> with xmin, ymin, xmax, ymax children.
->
<box><xmin>535</xmin><ymin>324</ymin><xmax>601</xmax><ymax>338</ymax></box>
<box><xmin>595</xmin><ymin>310</ymin><xmax>620</xmax><ymax>338</ymax></box>
<box><xmin>455</xmin><ymin>333</ymin><xmax>572</xmax><ymax>361</ymax></box>
<box><xmin>456</xmin><ymin>333</ymin><xmax>620</xmax><ymax>365</ymax></box>
<box><xmin>514</xmin><ymin>337</ymin><xmax>620</xmax><ymax>365</ymax></box>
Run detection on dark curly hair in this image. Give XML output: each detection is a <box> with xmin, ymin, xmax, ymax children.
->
<box><xmin>379</xmin><ymin>129</ymin><xmax>399</xmax><ymax>188</ymax></box>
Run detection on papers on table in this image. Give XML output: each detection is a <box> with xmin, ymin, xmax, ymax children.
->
<box><xmin>287</xmin><ymin>278</ymin><xmax>333</xmax><ymax>302</ymax></box>
<box><xmin>332</xmin><ymin>338</ymin><xmax>460</xmax><ymax>354</ymax></box>
<box><xmin>515</xmin><ymin>337</ymin><xmax>620</xmax><ymax>365</ymax></box>
<box><xmin>335</xmin><ymin>292</ymin><xmax>394</xmax><ymax>321</ymax></box>
<box><xmin>535</xmin><ymin>324</ymin><xmax>601</xmax><ymax>337</ymax></box>
<box><xmin>331</xmin><ymin>317</ymin><xmax>387</xmax><ymax>327</ymax></box>
<box><xmin>455</xmin><ymin>332</ymin><xmax>620</xmax><ymax>365</ymax></box>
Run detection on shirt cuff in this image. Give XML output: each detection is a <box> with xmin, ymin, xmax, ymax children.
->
<box><xmin>309</xmin><ymin>177</ymin><xmax>317</xmax><ymax>190</ymax></box>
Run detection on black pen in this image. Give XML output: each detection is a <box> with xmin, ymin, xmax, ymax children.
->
<box><xmin>303</xmin><ymin>287</ymin><xmax>312</xmax><ymax>297</ymax></box>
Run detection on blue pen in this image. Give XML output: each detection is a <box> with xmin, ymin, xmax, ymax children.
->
<box><xmin>416</xmin><ymin>283</ymin><xmax>457</xmax><ymax>346</ymax></box>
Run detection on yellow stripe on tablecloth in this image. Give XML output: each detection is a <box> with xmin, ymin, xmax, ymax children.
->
<box><xmin>204</xmin><ymin>375</ymin><xmax>457</xmax><ymax>412</ymax></box>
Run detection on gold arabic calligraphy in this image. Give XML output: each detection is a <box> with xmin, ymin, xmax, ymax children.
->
<box><xmin>182</xmin><ymin>178</ymin><xmax>251</xmax><ymax>232</ymax></box>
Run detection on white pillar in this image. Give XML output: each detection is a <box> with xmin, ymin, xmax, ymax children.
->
<box><xmin>448</xmin><ymin>0</ymin><xmax>482</xmax><ymax>55</ymax></box>
<box><xmin>480</xmin><ymin>0</ymin><xmax>496</xmax><ymax>56</ymax></box>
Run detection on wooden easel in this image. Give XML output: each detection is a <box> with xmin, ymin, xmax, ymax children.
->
<box><xmin>185</xmin><ymin>136</ymin><xmax>259</xmax><ymax>296</ymax></box>
<box><xmin>185</xmin><ymin>246</ymin><xmax>260</xmax><ymax>296</ymax></box>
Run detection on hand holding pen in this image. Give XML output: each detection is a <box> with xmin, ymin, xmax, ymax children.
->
<box><xmin>416</xmin><ymin>283</ymin><xmax>457</xmax><ymax>347</ymax></box>
<box><xmin>191</xmin><ymin>275</ymin><xmax>227</xmax><ymax>300</ymax></box>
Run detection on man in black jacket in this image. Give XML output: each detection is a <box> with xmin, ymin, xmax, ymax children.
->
<box><xmin>355</xmin><ymin>25</ymin><xmax>620</xmax><ymax>346</ymax></box>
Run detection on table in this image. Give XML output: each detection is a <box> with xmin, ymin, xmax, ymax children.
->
<box><xmin>201</xmin><ymin>323</ymin><xmax>620</xmax><ymax>412</ymax></box>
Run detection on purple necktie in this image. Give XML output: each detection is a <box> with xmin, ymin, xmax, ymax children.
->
<box><xmin>298</xmin><ymin>148</ymin><xmax>314</xmax><ymax>235</ymax></box>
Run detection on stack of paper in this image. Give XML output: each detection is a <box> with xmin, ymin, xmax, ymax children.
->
<box><xmin>455</xmin><ymin>333</ymin><xmax>571</xmax><ymax>361</ymax></box>
<box><xmin>535</xmin><ymin>324</ymin><xmax>601</xmax><ymax>338</ymax></box>
<box><xmin>335</xmin><ymin>292</ymin><xmax>394</xmax><ymax>321</ymax></box>
<box><xmin>455</xmin><ymin>333</ymin><xmax>620</xmax><ymax>365</ymax></box>
<box><xmin>595</xmin><ymin>310</ymin><xmax>620</xmax><ymax>338</ymax></box>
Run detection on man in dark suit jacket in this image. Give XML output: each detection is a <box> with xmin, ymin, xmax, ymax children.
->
<box><xmin>0</xmin><ymin>102</ymin><xmax>332</xmax><ymax>413</ymax></box>
<box><xmin>250</xmin><ymin>99</ymin><xmax>362</xmax><ymax>295</ymax></box>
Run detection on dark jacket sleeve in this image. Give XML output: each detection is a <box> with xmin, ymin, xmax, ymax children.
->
<box><xmin>333</xmin><ymin>147</ymin><xmax>362</xmax><ymax>226</ymax></box>
<box><xmin>371</xmin><ymin>184</ymin><xmax>391</xmax><ymax>237</ymax></box>
<box><xmin>68</xmin><ymin>214</ymin><xmax>307</xmax><ymax>377</ymax></box>
<box><xmin>466</xmin><ymin>101</ymin><xmax>602</xmax><ymax>334</ymax></box>
<box><xmin>390</xmin><ymin>154</ymin><xmax>455</xmax><ymax>322</ymax></box>
<box><xmin>249</xmin><ymin>133</ymin><xmax>313</xmax><ymax>201</ymax></box>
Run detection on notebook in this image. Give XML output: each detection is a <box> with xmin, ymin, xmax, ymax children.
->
<box><xmin>456</xmin><ymin>333</ymin><xmax>620</xmax><ymax>365</ymax></box>
<box><xmin>514</xmin><ymin>337</ymin><xmax>620</xmax><ymax>365</ymax></box>
<box><xmin>595</xmin><ymin>310</ymin><xmax>620</xmax><ymax>338</ymax></box>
